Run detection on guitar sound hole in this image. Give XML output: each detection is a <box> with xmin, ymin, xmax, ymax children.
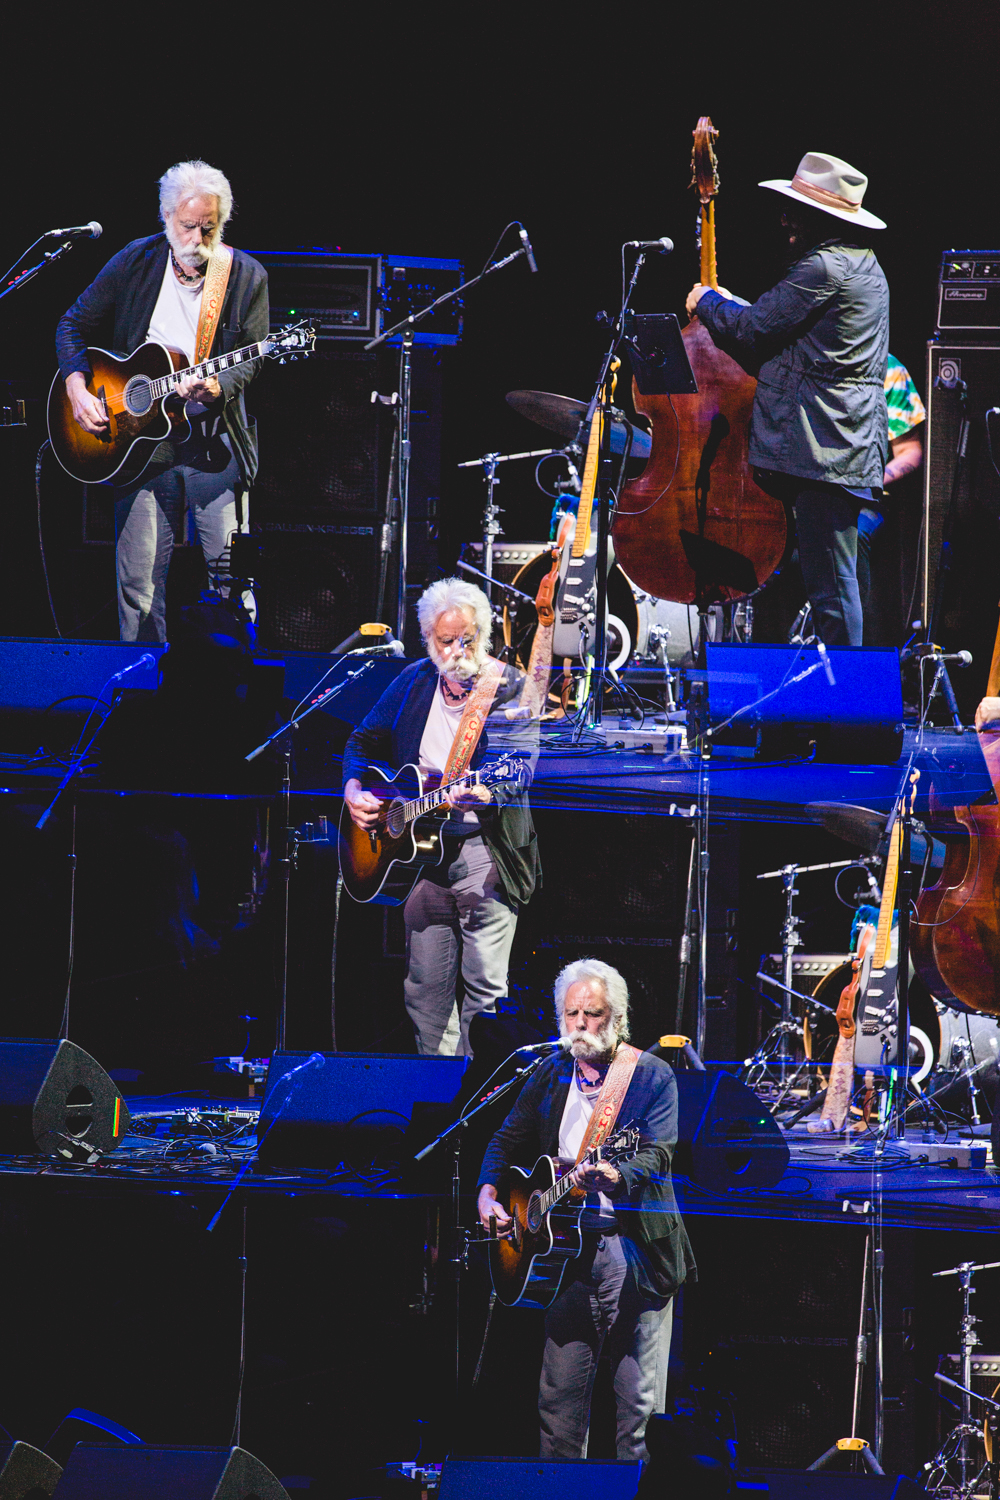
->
<box><xmin>526</xmin><ymin>1194</ymin><xmax>543</xmax><ymax>1234</ymax></box>
<box><xmin>386</xmin><ymin>800</ymin><xmax>406</xmax><ymax>838</ymax></box>
<box><xmin>124</xmin><ymin>377</ymin><xmax>154</xmax><ymax>416</ymax></box>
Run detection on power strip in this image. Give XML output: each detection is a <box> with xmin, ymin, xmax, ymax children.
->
<box><xmin>592</xmin><ymin>723</ymin><xmax>686</xmax><ymax>754</ymax></box>
<box><xmin>904</xmin><ymin>1139</ymin><xmax>989</xmax><ymax>1170</ymax></box>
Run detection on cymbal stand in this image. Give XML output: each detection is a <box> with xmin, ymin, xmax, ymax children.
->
<box><xmin>456</xmin><ymin>447</ymin><xmax>556</xmax><ymax>607</ymax></box>
<box><xmin>926</xmin><ymin>1260</ymin><xmax>1000</xmax><ymax>1497</ymax></box>
<box><xmin>366</xmin><ymin>224</ymin><xmax>536</xmax><ymax>638</ymax></box>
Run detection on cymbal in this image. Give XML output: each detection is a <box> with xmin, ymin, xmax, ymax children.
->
<box><xmin>806</xmin><ymin>801</ymin><xmax>886</xmax><ymax>854</ymax></box>
<box><xmin>506</xmin><ymin>390</ymin><xmax>652</xmax><ymax>460</ymax></box>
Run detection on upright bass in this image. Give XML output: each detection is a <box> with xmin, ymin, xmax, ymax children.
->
<box><xmin>613</xmin><ymin>117</ymin><xmax>786</xmax><ymax>607</ymax></box>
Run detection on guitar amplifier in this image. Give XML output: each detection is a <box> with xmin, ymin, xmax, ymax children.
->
<box><xmin>248</xmin><ymin>249</ymin><xmax>464</xmax><ymax>347</ymax></box>
<box><xmin>937</xmin><ymin>250</ymin><xmax>1000</xmax><ymax>335</ymax></box>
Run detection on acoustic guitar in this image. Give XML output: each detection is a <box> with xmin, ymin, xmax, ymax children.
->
<box><xmin>47</xmin><ymin>321</ymin><xmax>315</xmax><ymax>485</ymax></box>
<box><xmin>338</xmin><ymin>755</ymin><xmax>527</xmax><ymax>905</ymax></box>
<box><xmin>485</xmin><ymin>1122</ymin><xmax>642</xmax><ymax>1309</ymax></box>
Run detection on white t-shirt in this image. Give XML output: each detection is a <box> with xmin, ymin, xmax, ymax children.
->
<box><xmin>418</xmin><ymin>679</ymin><xmax>480</xmax><ymax>833</ymax></box>
<box><xmin>558</xmin><ymin>1073</ymin><xmax>618</xmax><ymax>1230</ymax></box>
<box><xmin>146</xmin><ymin>260</ymin><xmax>209</xmax><ymax>415</ymax></box>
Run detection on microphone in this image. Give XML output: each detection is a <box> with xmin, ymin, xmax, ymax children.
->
<box><xmin>625</xmin><ymin>237</ymin><xmax>675</xmax><ymax>254</ymax></box>
<box><xmin>816</xmin><ymin>641</ymin><xmax>836</xmax><ymax>686</ymax></box>
<box><xmin>516</xmin><ymin>1038</ymin><xmax>571</xmax><ymax>1055</ymax></box>
<box><xmin>938</xmin><ymin>650</ymin><xmax>973</xmax><ymax>666</ymax></box>
<box><xmin>518</xmin><ymin>227</ymin><xmax>538</xmax><ymax>273</ymax></box>
<box><xmin>108</xmin><ymin>652</ymin><xmax>156</xmax><ymax>684</ymax></box>
<box><xmin>284</xmin><ymin>1051</ymin><xmax>326</xmax><ymax>1078</ymax></box>
<box><xmin>44</xmin><ymin>222</ymin><xmax>103</xmax><ymax>240</ymax></box>
<box><xmin>346</xmin><ymin>640</ymin><xmax>405</xmax><ymax>657</ymax></box>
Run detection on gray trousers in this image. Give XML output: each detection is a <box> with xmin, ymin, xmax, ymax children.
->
<box><xmin>113</xmin><ymin>429</ymin><xmax>248</xmax><ymax>643</ymax></box>
<box><xmin>539</xmin><ymin>1232</ymin><xmax>673</xmax><ymax>1462</ymax></box>
<box><xmin>402</xmin><ymin>835</ymin><xmax>517</xmax><ymax>1057</ymax></box>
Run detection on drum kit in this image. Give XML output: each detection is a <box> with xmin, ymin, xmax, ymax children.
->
<box><xmin>747</xmin><ymin>800</ymin><xmax>1000</xmax><ymax>1129</ymax></box>
<box><xmin>456</xmin><ymin>387</ymin><xmax>712</xmax><ymax>692</ymax></box>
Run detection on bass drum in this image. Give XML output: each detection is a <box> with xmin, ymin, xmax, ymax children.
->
<box><xmin>932</xmin><ymin>1005</ymin><xmax>1000</xmax><ymax>1107</ymax></box>
<box><xmin>504</xmin><ymin>548</ymin><xmax>639</xmax><ymax>672</ymax></box>
<box><xmin>628</xmin><ymin>588</ymin><xmax>722</xmax><ymax>668</ymax></box>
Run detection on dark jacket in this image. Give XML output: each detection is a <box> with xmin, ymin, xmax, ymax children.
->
<box><xmin>697</xmin><ymin>240</ymin><xmax>889</xmax><ymax>488</ymax></box>
<box><xmin>478</xmin><ymin>1049</ymin><xmax>697</xmax><ymax>1301</ymax></box>
<box><xmin>341</xmin><ymin>657</ymin><xmax>540</xmax><ymax>908</ymax></box>
<box><xmin>55</xmin><ymin>233</ymin><xmax>269</xmax><ymax>486</ymax></box>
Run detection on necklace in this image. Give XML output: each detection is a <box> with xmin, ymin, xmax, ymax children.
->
<box><xmin>441</xmin><ymin>677</ymin><xmax>471</xmax><ymax>706</ymax></box>
<box><xmin>171</xmin><ymin>252</ymin><xmax>206</xmax><ymax>287</ymax></box>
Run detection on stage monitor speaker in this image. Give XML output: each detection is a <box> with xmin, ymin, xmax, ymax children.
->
<box><xmin>0</xmin><ymin>1040</ymin><xmax>129</xmax><ymax>1159</ymax></box>
<box><xmin>50</xmin><ymin>1445</ymin><xmax>288</xmax><ymax>1499</ymax></box>
<box><xmin>256</xmin><ymin>1052</ymin><xmax>467</xmax><ymax>1167</ymax></box>
<box><xmin>740</xmin><ymin>1472</ymin><xmax>922</xmax><ymax>1497</ymax></box>
<box><xmin>673</xmin><ymin>1068</ymin><xmax>790</xmax><ymax>1192</ymax></box>
<box><xmin>0</xmin><ymin>1440</ymin><xmax>62</xmax><ymax>1498</ymax></box>
<box><xmin>439</xmin><ymin>1457</ymin><xmax>641</xmax><ymax>1499</ymax></box>
<box><xmin>703</xmin><ymin>644</ymin><xmax>903</xmax><ymax>763</ymax></box>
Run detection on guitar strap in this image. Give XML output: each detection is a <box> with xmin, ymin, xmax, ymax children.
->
<box><xmin>574</xmin><ymin>1043</ymin><xmax>642</xmax><ymax>1164</ymax></box>
<box><xmin>442</xmin><ymin>657</ymin><xmax>505</xmax><ymax>781</ymax></box>
<box><xmin>194</xmin><ymin>245</ymin><xmax>234</xmax><ymax>364</ymax></box>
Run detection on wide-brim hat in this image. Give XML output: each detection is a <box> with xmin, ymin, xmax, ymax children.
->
<box><xmin>759</xmin><ymin>151</ymin><xmax>886</xmax><ymax>230</ymax></box>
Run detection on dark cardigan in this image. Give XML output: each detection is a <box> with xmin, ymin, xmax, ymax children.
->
<box><xmin>55</xmin><ymin>233</ymin><xmax>269</xmax><ymax>487</ymax></box>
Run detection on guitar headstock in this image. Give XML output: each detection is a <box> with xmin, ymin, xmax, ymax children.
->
<box><xmin>603</xmin><ymin>1121</ymin><xmax>643</xmax><ymax>1163</ymax></box>
<box><xmin>689</xmin><ymin>116</ymin><xmax>720</xmax><ymax>206</ymax></box>
<box><xmin>486</xmin><ymin>755</ymin><xmax>530</xmax><ymax>792</ymax></box>
<box><xmin>266</xmin><ymin>320</ymin><xmax>317</xmax><ymax>363</ymax></box>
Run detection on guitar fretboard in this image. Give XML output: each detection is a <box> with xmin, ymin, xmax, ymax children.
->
<box><xmin>400</xmin><ymin>769</ymin><xmax>481</xmax><ymax>826</ymax></box>
<box><xmin>148</xmin><ymin>340</ymin><xmax>270</xmax><ymax>400</ymax></box>
<box><xmin>571</xmin><ymin>412</ymin><xmax>603</xmax><ymax>559</ymax></box>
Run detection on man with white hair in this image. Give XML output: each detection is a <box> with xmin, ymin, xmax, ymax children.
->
<box><xmin>343</xmin><ymin>577</ymin><xmax>539</xmax><ymax>1056</ymax></box>
<box><xmin>56</xmin><ymin>160</ymin><xmax>268</xmax><ymax>641</ymax></box>
<box><xmin>477</xmin><ymin>959</ymin><xmax>696</xmax><ymax>1461</ymax></box>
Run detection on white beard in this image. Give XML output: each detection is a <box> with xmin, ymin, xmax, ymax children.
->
<box><xmin>428</xmin><ymin>636</ymin><xmax>490</xmax><ymax>685</ymax></box>
<box><xmin>563</xmin><ymin>1021</ymin><xmax>617</xmax><ymax>1064</ymax></box>
<box><xmin>165</xmin><ymin>221</ymin><xmax>221</xmax><ymax>270</ymax></box>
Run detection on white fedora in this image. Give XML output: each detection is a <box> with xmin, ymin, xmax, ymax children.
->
<box><xmin>759</xmin><ymin>151</ymin><xmax>886</xmax><ymax>230</ymax></box>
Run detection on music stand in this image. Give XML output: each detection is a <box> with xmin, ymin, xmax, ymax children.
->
<box><xmin>626</xmin><ymin>314</ymin><xmax>698</xmax><ymax>396</ymax></box>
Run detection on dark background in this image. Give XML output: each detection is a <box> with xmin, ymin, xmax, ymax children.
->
<box><xmin>3</xmin><ymin>7</ymin><xmax>999</xmax><ymax>632</ymax></box>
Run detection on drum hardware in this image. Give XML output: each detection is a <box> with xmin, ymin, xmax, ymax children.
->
<box><xmin>926</xmin><ymin>1260</ymin><xmax>1000</xmax><ymax>1498</ymax></box>
<box><xmin>756</xmin><ymin>858</ymin><xmax>861</xmax><ymax>1088</ymax></box>
<box><xmin>505</xmin><ymin>388</ymin><xmax>653</xmax><ymax>460</ymax></box>
<box><xmin>457</xmin><ymin>448</ymin><xmax>557</xmax><ymax>607</ymax></box>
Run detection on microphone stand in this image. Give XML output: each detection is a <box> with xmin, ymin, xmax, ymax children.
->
<box><xmin>571</xmin><ymin>249</ymin><xmax>649</xmax><ymax>729</ymax></box>
<box><xmin>244</xmin><ymin>658</ymin><xmax>375</xmax><ymax>1052</ymax></box>
<box><xmin>366</xmin><ymin>229</ymin><xmax>535</xmax><ymax>640</ymax></box>
<box><xmin>413</xmin><ymin>1050</ymin><xmax>550</xmax><ymax>1429</ymax></box>
<box><xmin>0</xmin><ymin>236</ymin><xmax>78</xmax><ymax>305</ymax></box>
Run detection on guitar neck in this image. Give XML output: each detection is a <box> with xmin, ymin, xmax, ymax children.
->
<box><xmin>571</xmin><ymin>414</ymin><xmax>603</xmax><ymax>559</ymax></box>
<box><xmin>148</xmin><ymin>339</ymin><xmax>269</xmax><ymax>399</ymax></box>
<box><xmin>537</xmin><ymin>1143</ymin><xmax>607</xmax><ymax>1218</ymax></box>
<box><xmin>400</xmin><ymin>768</ymin><xmax>483</xmax><ymax>826</ymax></box>
<box><xmin>872</xmin><ymin>817</ymin><xmax>901</xmax><ymax>970</ymax></box>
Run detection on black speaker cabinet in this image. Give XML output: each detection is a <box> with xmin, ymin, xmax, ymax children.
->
<box><xmin>439</xmin><ymin>1457</ymin><xmax>641</xmax><ymax>1499</ymax></box>
<box><xmin>0</xmin><ymin>1440</ymin><xmax>62</xmax><ymax>1498</ymax></box>
<box><xmin>256</xmin><ymin>1052</ymin><xmax>467</xmax><ymax>1167</ymax></box>
<box><xmin>50</xmin><ymin>1445</ymin><xmax>288</xmax><ymax>1499</ymax></box>
<box><xmin>673</xmin><ymin>1068</ymin><xmax>789</xmax><ymax>1192</ymax></box>
<box><xmin>923</xmin><ymin>343</ymin><xmax>1000</xmax><ymax>707</ymax></box>
<box><xmin>0</xmin><ymin>1040</ymin><xmax>129</xmax><ymax>1158</ymax></box>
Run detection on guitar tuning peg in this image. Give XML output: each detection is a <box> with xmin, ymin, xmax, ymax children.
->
<box><xmin>279</xmin><ymin>357</ymin><xmax>287</xmax><ymax>365</ymax></box>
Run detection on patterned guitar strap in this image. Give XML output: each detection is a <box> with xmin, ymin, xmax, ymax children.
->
<box><xmin>194</xmin><ymin>245</ymin><xmax>234</xmax><ymax>364</ymax></box>
<box><xmin>442</xmin><ymin>657</ymin><xmax>506</xmax><ymax>782</ymax></box>
<box><xmin>574</xmin><ymin>1042</ymin><xmax>642</xmax><ymax>1164</ymax></box>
